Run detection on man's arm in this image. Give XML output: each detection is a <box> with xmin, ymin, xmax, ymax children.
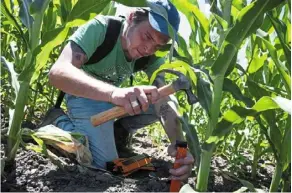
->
<box><xmin>153</xmin><ymin>75</ymin><xmax>194</xmax><ymax>181</ymax></box>
<box><xmin>49</xmin><ymin>41</ymin><xmax>159</xmax><ymax>115</ymax></box>
<box><xmin>49</xmin><ymin>41</ymin><xmax>116</xmax><ymax>102</ymax></box>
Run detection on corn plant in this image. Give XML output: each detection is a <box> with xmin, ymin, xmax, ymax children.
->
<box><xmin>1</xmin><ymin>0</ymin><xmax>113</xmax><ymax>167</ymax></box>
<box><xmin>168</xmin><ymin>0</ymin><xmax>290</xmax><ymax>191</ymax></box>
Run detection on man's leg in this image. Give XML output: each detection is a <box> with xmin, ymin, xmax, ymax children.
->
<box><xmin>114</xmin><ymin>104</ymin><xmax>159</xmax><ymax>151</ymax></box>
<box><xmin>56</xmin><ymin>94</ymin><xmax>118</xmax><ymax>169</ymax></box>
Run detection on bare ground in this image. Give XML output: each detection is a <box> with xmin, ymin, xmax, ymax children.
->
<box><xmin>1</xmin><ymin>106</ymin><xmax>278</xmax><ymax>192</ymax></box>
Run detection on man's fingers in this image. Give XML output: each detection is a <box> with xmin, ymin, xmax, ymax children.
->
<box><xmin>174</xmin><ymin>155</ymin><xmax>195</xmax><ymax>165</ymax></box>
<box><xmin>141</xmin><ymin>86</ymin><xmax>160</xmax><ymax>103</ymax></box>
<box><xmin>125</xmin><ymin>100</ymin><xmax>134</xmax><ymax>116</ymax></box>
<box><xmin>129</xmin><ymin>94</ymin><xmax>141</xmax><ymax>115</ymax></box>
<box><xmin>134</xmin><ymin>87</ymin><xmax>149</xmax><ymax>112</ymax></box>
<box><xmin>169</xmin><ymin>165</ymin><xmax>192</xmax><ymax>181</ymax></box>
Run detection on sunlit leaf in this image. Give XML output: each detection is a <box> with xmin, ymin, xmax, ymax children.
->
<box><xmin>260</xmin><ymin>37</ymin><xmax>291</xmax><ymax>93</ymax></box>
<box><xmin>32</xmin><ymin>27</ymin><xmax>70</xmax><ymax>83</ymax></box>
<box><xmin>66</xmin><ymin>0</ymin><xmax>111</xmax><ymax>27</ymax></box>
<box><xmin>1</xmin><ymin>0</ymin><xmax>28</xmax><ymax>46</ymax></box>
<box><xmin>268</xmin><ymin>11</ymin><xmax>291</xmax><ymax>66</ymax></box>
<box><xmin>1</xmin><ymin>57</ymin><xmax>19</xmax><ymax>97</ymax></box>
<box><xmin>248</xmin><ymin>53</ymin><xmax>268</xmax><ymax>74</ymax></box>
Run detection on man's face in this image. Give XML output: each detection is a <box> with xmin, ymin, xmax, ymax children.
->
<box><xmin>124</xmin><ymin>19</ymin><xmax>169</xmax><ymax>60</ymax></box>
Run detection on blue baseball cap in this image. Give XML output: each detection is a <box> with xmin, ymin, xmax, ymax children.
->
<box><xmin>147</xmin><ymin>0</ymin><xmax>180</xmax><ymax>39</ymax></box>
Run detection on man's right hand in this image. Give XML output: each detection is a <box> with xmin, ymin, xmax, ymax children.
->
<box><xmin>110</xmin><ymin>86</ymin><xmax>160</xmax><ymax>116</ymax></box>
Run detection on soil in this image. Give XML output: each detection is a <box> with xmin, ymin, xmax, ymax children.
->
<box><xmin>0</xmin><ymin>106</ymin><xmax>280</xmax><ymax>192</ymax></box>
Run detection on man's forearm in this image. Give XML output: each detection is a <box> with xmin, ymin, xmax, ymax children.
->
<box><xmin>49</xmin><ymin>61</ymin><xmax>116</xmax><ymax>102</ymax></box>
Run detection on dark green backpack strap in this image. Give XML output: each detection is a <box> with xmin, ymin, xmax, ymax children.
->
<box><xmin>85</xmin><ymin>16</ymin><xmax>123</xmax><ymax>65</ymax></box>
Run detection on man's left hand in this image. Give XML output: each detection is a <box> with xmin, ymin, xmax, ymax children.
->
<box><xmin>167</xmin><ymin>144</ymin><xmax>194</xmax><ymax>181</ymax></box>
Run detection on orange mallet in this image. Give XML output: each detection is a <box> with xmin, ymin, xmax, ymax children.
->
<box><xmin>170</xmin><ymin>140</ymin><xmax>188</xmax><ymax>192</ymax></box>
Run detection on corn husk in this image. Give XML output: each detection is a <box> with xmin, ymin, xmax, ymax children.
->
<box><xmin>34</xmin><ymin>125</ymin><xmax>92</xmax><ymax>167</ymax></box>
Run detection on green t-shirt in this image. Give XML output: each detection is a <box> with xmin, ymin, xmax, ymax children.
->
<box><xmin>68</xmin><ymin>15</ymin><xmax>164</xmax><ymax>86</ymax></box>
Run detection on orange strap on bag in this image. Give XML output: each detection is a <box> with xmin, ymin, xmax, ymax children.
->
<box><xmin>170</xmin><ymin>141</ymin><xmax>188</xmax><ymax>192</ymax></box>
<box><xmin>107</xmin><ymin>154</ymin><xmax>155</xmax><ymax>176</ymax></box>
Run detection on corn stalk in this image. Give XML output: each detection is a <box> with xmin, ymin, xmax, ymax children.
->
<box><xmin>3</xmin><ymin>0</ymin><xmax>51</xmax><ymax>163</ymax></box>
<box><xmin>195</xmin><ymin>0</ymin><xmax>285</xmax><ymax>191</ymax></box>
<box><xmin>1</xmin><ymin>0</ymin><xmax>112</xmax><ymax>165</ymax></box>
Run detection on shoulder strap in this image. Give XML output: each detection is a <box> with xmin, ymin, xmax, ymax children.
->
<box><xmin>85</xmin><ymin>17</ymin><xmax>123</xmax><ymax>65</ymax></box>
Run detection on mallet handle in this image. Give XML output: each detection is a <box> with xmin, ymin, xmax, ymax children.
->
<box><xmin>91</xmin><ymin>83</ymin><xmax>175</xmax><ymax>126</ymax></box>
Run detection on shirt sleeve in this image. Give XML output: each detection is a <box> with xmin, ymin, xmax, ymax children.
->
<box><xmin>68</xmin><ymin>16</ymin><xmax>107</xmax><ymax>59</ymax></box>
<box><xmin>144</xmin><ymin>56</ymin><xmax>166</xmax><ymax>79</ymax></box>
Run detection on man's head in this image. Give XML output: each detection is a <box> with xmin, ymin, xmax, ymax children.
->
<box><xmin>121</xmin><ymin>0</ymin><xmax>180</xmax><ymax>60</ymax></box>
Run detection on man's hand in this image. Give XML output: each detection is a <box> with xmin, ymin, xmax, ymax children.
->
<box><xmin>167</xmin><ymin>144</ymin><xmax>194</xmax><ymax>181</ymax></box>
<box><xmin>110</xmin><ymin>86</ymin><xmax>160</xmax><ymax>116</ymax></box>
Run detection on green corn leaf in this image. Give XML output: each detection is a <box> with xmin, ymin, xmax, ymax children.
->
<box><xmin>252</xmin><ymin>96</ymin><xmax>291</xmax><ymax>114</ymax></box>
<box><xmin>25</xmin><ymin>143</ymin><xmax>43</xmax><ymax>153</ymax></box>
<box><xmin>286</xmin><ymin>20</ymin><xmax>291</xmax><ymax>49</ymax></box>
<box><xmin>114</xmin><ymin>0</ymin><xmax>147</xmax><ymax>7</ymax></box>
<box><xmin>221</xmin><ymin>0</ymin><xmax>232</xmax><ymax>26</ymax></box>
<box><xmin>191</xmin><ymin>10</ymin><xmax>211</xmax><ymax>46</ymax></box>
<box><xmin>213</xmin><ymin>13</ymin><xmax>228</xmax><ymax>30</ymax></box>
<box><xmin>30</xmin><ymin>0</ymin><xmax>50</xmax><ymax>15</ymax></box>
<box><xmin>197</xmin><ymin>74</ymin><xmax>212</xmax><ymax>117</ymax></box>
<box><xmin>179</xmin><ymin>114</ymin><xmax>201</xmax><ymax>167</ymax></box>
<box><xmin>262</xmin><ymin>110</ymin><xmax>282</xmax><ymax>156</ymax></box>
<box><xmin>17</xmin><ymin>0</ymin><xmax>34</xmax><ymax>30</ymax></box>
<box><xmin>225</xmin><ymin>53</ymin><xmax>237</xmax><ymax>77</ymax></box>
<box><xmin>177</xmin><ymin>34</ymin><xmax>193</xmax><ymax>64</ymax></box>
<box><xmin>59</xmin><ymin>0</ymin><xmax>73</xmax><ymax>23</ymax></box>
<box><xmin>246</xmin><ymin>79</ymin><xmax>270</xmax><ymax>100</ymax></box>
<box><xmin>280</xmin><ymin>116</ymin><xmax>291</xmax><ymax>169</ymax></box>
<box><xmin>232</xmin><ymin>0</ymin><xmax>246</xmax><ymax>11</ymax></box>
<box><xmin>223</xmin><ymin>78</ymin><xmax>254</xmax><ymax>107</ymax></box>
<box><xmin>101</xmin><ymin>1</ymin><xmax>117</xmax><ymax>16</ymax></box>
<box><xmin>211</xmin><ymin>96</ymin><xmax>289</xmax><ymax>140</ymax></box>
<box><xmin>259</xmin><ymin>37</ymin><xmax>291</xmax><ymax>93</ymax></box>
<box><xmin>268</xmin><ymin>12</ymin><xmax>291</xmax><ymax>66</ymax></box>
<box><xmin>171</xmin><ymin>0</ymin><xmax>211</xmax><ymax>46</ymax></box>
<box><xmin>248</xmin><ymin>52</ymin><xmax>268</xmax><ymax>74</ymax></box>
<box><xmin>31</xmin><ymin>27</ymin><xmax>70</xmax><ymax>83</ymax></box>
<box><xmin>66</xmin><ymin>0</ymin><xmax>111</xmax><ymax>27</ymax></box>
<box><xmin>30</xmin><ymin>134</ymin><xmax>48</xmax><ymax>155</ymax></box>
<box><xmin>1</xmin><ymin>0</ymin><xmax>28</xmax><ymax>46</ymax></box>
<box><xmin>43</xmin><ymin>2</ymin><xmax>57</xmax><ymax>33</ymax></box>
<box><xmin>212</xmin><ymin>0</ymin><xmax>284</xmax><ymax>78</ymax></box>
<box><xmin>149</xmin><ymin>60</ymin><xmax>197</xmax><ymax>86</ymax></box>
<box><xmin>1</xmin><ymin>57</ymin><xmax>19</xmax><ymax>98</ymax></box>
